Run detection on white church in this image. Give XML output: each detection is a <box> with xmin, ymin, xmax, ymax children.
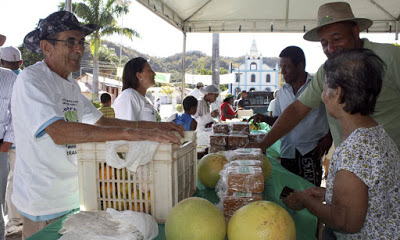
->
<box><xmin>229</xmin><ymin>39</ymin><xmax>280</xmax><ymax>95</ymax></box>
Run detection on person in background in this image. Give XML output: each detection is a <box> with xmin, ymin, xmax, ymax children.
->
<box><xmin>0</xmin><ymin>33</ymin><xmax>16</xmax><ymax>240</ymax></box>
<box><xmin>250</xmin><ymin>46</ymin><xmax>331</xmax><ymax>186</ymax></box>
<box><xmin>1</xmin><ymin>46</ymin><xmax>22</xmax><ymax>75</ymax></box>
<box><xmin>12</xmin><ymin>11</ymin><xmax>183</xmax><ymax>239</ymax></box>
<box><xmin>113</xmin><ymin>57</ymin><xmax>160</xmax><ymax>122</ymax></box>
<box><xmin>250</xmin><ymin>1</ymin><xmax>400</xmax><ymax>156</ymax></box>
<box><xmin>188</xmin><ymin>82</ymin><xmax>204</xmax><ymax>100</ymax></box>
<box><xmin>155</xmin><ymin>98</ymin><xmax>161</xmax><ymax>113</ymax></box>
<box><xmin>0</xmin><ymin>46</ymin><xmax>23</xmax><ymax>236</ymax></box>
<box><xmin>284</xmin><ymin>49</ymin><xmax>400</xmax><ymax>239</ymax></box>
<box><xmin>220</xmin><ymin>94</ymin><xmax>236</xmax><ymax>121</ymax></box>
<box><xmin>234</xmin><ymin>90</ymin><xmax>248</xmax><ymax>110</ymax></box>
<box><xmin>267</xmin><ymin>89</ymin><xmax>278</xmax><ymax>117</ymax></box>
<box><xmin>193</xmin><ymin>85</ymin><xmax>220</xmax><ymax>130</ymax></box>
<box><xmin>98</xmin><ymin>93</ymin><xmax>115</xmax><ymax>118</ymax></box>
<box><xmin>173</xmin><ymin>95</ymin><xmax>198</xmax><ymax>131</ymax></box>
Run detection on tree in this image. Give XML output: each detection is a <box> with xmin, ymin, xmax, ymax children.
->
<box><xmin>59</xmin><ymin>0</ymin><xmax>139</xmax><ymax>100</ymax></box>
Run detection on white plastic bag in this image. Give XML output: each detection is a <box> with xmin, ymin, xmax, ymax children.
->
<box><xmin>59</xmin><ymin>209</ymin><xmax>158</xmax><ymax>240</ymax></box>
<box><xmin>105</xmin><ymin>140</ymin><xmax>159</xmax><ymax>172</ymax></box>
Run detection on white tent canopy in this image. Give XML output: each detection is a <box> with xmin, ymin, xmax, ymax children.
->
<box><xmin>136</xmin><ymin>0</ymin><xmax>399</xmax><ymax>38</ymax></box>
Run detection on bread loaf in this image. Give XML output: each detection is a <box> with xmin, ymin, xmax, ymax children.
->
<box><xmin>227</xmin><ymin>166</ymin><xmax>264</xmax><ymax>193</ymax></box>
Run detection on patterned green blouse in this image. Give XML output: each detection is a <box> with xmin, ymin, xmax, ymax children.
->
<box><xmin>325</xmin><ymin>125</ymin><xmax>400</xmax><ymax>239</ymax></box>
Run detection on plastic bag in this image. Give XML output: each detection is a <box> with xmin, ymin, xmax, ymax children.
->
<box><xmin>105</xmin><ymin>140</ymin><xmax>159</xmax><ymax>172</ymax></box>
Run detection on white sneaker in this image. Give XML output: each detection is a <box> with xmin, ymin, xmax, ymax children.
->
<box><xmin>5</xmin><ymin>225</ymin><xmax>22</xmax><ymax>236</ymax></box>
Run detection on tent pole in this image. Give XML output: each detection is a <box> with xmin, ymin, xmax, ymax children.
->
<box><xmin>182</xmin><ymin>32</ymin><xmax>187</xmax><ymax>102</ymax></box>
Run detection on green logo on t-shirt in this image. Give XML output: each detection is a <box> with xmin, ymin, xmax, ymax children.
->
<box><xmin>65</xmin><ymin>110</ymin><xmax>78</xmax><ymax>122</ymax></box>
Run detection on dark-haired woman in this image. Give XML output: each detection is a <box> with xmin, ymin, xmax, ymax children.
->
<box><xmin>220</xmin><ymin>94</ymin><xmax>236</xmax><ymax>121</ymax></box>
<box><xmin>114</xmin><ymin>57</ymin><xmax>160</xmax><ymax>121</ymax></box>
<box><xmin>283</xmin><ymin>49</ymin><xmax>400</xmax><ymax>239</ymax></box>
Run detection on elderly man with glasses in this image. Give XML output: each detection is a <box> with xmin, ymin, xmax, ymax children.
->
<box><xmin>12</xmin><ymin>11</ymin><xmax>184</xmax><ymax>239</ymax></box>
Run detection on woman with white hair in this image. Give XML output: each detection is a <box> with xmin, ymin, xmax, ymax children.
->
<box><xmin>193</xmin><ymin>85</ymin><xmax>220</xmax><ymax>130</ymax></box>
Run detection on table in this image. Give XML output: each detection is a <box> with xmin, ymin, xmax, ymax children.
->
<box><xmin>28</xmin><ymin>156</ymin><xmax>317</xmax><ymax>240</ymax></box>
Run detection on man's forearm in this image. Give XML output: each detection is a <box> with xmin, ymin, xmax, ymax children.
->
<box><xmin>261</xmin><ymin>100</ymin><xmax>312</xmax><ymax>150</ymax></box>
<box><xmin>46</xmin><ymin>120</ymin><xmax>142</xmax><ymax>145</ymax></box>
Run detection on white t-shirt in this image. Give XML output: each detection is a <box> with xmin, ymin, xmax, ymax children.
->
<box><xmin>11</xmin><ymin>61</ymin><xmax>102</xmax><ymax>216</ymax></box>
<box><xmin>267</xmin><ymin>99</ymin><xmax>276</xmax><ymax>112</ymax></box>
<box><xmin>113</xmin><ymin>88</ymin><xmax>156</xmax><ymax>121</ymax></box>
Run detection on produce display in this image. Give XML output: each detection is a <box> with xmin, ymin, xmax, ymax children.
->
<box><xmin>197</xmin><ymin>153</ymin><xmax>228</xmax><ymax>189</ymax></box>
<box><xmin>165</xmin><ymin>197</ymin><xmax>226</xmax><ymax>240</ymax></box>
<box><xmin>227</xmin><ymin>201</ymin><xmax>296</xmax><ymax>240</ymax></box>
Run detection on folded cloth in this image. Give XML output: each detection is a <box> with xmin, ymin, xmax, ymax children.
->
<box><xmin>59</xmin><ymin>209</ymin><xmax>158</xmax><ymax>240</ymax></box>
<box><xmin>105</xmin><ymin>141</ymin><xmax>159</xmax><ymax>172</ymax></box>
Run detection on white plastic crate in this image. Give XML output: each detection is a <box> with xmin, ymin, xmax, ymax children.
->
<box><xmin>77</xmin><ymin>131</ymin><xmax>197</xmax><ymax>222</ymax></box>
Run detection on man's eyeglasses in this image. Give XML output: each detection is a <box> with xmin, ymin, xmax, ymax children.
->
<box><xmin>46</xmin><ymin>39</ymin><xmax>90</xmax><ymax>49</ymax></box>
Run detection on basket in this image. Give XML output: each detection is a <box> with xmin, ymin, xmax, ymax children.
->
<box><xmin>77</xmin><ymin>131</ymin><xmax>197</xmax><ymax>222</ymax></box>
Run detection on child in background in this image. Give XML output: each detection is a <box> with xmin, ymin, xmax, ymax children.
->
<box><xmin>99</xmin><ymin>93</ymin><xmax>115</xmax><ymax>118</ymax></box>
<box><xmin>174</xmin><ymin>96</ymin><xmax>198</xmax><ymax>131</ymax></box>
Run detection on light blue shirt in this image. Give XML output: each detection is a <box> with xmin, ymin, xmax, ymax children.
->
<box><xmin>273</xmin><ymin>74</ymin><xmax>329</xmax><ymax>158</ymax></box>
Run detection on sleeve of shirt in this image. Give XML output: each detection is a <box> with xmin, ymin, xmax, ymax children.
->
<box><xmin>298</xmin><ymin>68</ymin><xmax>325</xmax><ymax>109</ymax></box>
<box><xmin>114</xmin><ymin>91</ymin><xmax>140</xmax><ymax>121</ymax></box>
<box><xmin>336</xmin><ymin>135</ymin><xmax>381</xmax><ymax>189</ymax></box>
<box><xmin>81</xmin><ymin>94</ymin><xmax>103</xmax><ymax>124</ymax></box>
<box><xmin>13</xmin><ymin>69</ymin><xmax>64</xmax><ymax>138</ymax></box>
<box><xmin>272</xmin><ymin>94</ymin><xmax>281</xmax><ymax>117</ymax></box>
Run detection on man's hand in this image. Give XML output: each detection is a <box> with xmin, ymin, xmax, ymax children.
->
<box><xmin>249</xmin><ymin>113</ymin><xmax>266</xmax><ymax>123</ymax></box>
<box><xmin>0</xmin><ymin>141</ymin><xmax>12</xmax><ymax>153</ymax></box>
<box><xmin>312</xmin><ymin>132</ymin><xmax>333</xmax><ymax>158</ymax></box>
<box><xmin>152</xmin><ymin>122</ymin><xmax>185</xmax><ymax>137</ymax></box>
<box><xmin>211</xmin><ymin>110</ymin><xmax>219</xmax><ymax>118</ymax></box>
<box><xmin>127</xmin><ymin>128</ymin><xmax>181</xmax><ymax>144</ymax></box>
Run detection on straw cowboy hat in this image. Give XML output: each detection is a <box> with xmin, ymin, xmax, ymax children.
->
<box><xmin>304</xmin><ymin>2</ymin><xmax>373</xmax><ymax>41</ymax></box>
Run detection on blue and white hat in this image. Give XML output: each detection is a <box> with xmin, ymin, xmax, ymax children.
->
<box><xmin>24</xmin><ymin>11</ymin><xmax>98</xmax><ymax>53</ymax></box>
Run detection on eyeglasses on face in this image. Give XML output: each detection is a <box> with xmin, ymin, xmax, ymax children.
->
<box><xmin>46</xmin><ymin>38</ymin><xmax>90</xmax><ymax>49</ymax></box>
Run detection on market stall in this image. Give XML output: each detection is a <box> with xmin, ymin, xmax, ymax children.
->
<box><xmin>27</xmin><ymin>156</ymin><xmax>317</xmax><ymax>240</ymax></box>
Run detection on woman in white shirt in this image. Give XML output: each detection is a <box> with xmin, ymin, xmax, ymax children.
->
<box><xmin>114</xmin><ymin>57</ymin><xmax>159</xmax><ymax>121</ymax></box>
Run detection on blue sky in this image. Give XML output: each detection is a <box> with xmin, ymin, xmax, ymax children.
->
<box><xmin>1</xmin><ymin>0</ymin><xmax>399</xmax><ymax>73</ymax></box>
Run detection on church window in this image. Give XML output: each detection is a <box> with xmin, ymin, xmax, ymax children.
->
<box><xmin>251</xmin><ymin>74</ymin><xmax>256</xmax><ymax>82</ymax></box>
<box><xmin>235</xmin><ymin>73</ymin><xmax>240</xmax><ymax>82</ymax></box>
<box><xmin>250</xmin><ymin>62</ymin><xmax>257</xmax><ymax>70</ymax></box>
<box><xmin>266</xmin><ymin>74</ymin><xmax>271</xmax><ymax>83</ymax></box>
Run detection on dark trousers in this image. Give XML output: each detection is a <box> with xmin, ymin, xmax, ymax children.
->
<box><xmin>281</xmin><ymin>148</ymin><xmax>323</xmax><ymax>186</ymax></box>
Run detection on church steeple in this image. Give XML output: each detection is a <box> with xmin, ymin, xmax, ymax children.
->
<box><xmin>249</xmin><ymin>39</ymin><xmax>260</xmax><ymax>59</ymax></box>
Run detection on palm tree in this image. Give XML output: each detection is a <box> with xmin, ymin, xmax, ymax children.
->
<box><xmin>59</xmin><ymin>0</ymin><xmax>139</xmax><ymax>100</ymax></box>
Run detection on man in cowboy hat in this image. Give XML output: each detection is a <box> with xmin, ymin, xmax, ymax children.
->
<box><xmin>249</xmin><ymin>1</ymin><xmax>400</xmax><ymax>153</ymax></box>
<box><xmin>11</xmin><ymin>11</ymin><xmax>184</xmax><ymax>238</ymax></box>
<box><xmin>0</xmin><ymin>34</ymin><xmax>17</xmax><ymax>240</ymax></box>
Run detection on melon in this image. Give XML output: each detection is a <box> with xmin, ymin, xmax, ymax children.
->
<box><xmin>228</xmin><ymin>201</ymin><xmax>295</xmax><ymax>240</ymax></box>
<box><xmin>262</xmin><ymin>155</ymin><xmax>272</xmax><ymax>181</ymax></box>
<box><xmin>165</xmin><ymin>197</ymin><xmax>226</xmax><ymax>240</ymax></box>
<box><xmin>197</xmin><ymin>153</ymin><xmax>228</xmax><ymax>188</ymax></box>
